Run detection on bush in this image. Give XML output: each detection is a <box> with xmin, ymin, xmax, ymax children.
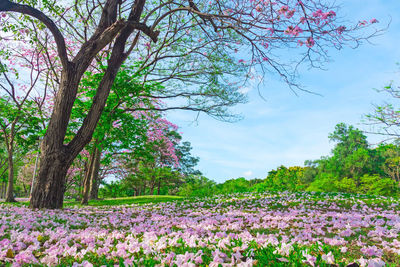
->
<box><xmin>307</xmin><ymin>173</ymin><xmax>339</xmax><ymax>192</ymax></box>
<box><xmin>334</xmin><ymin>177</ymin><xmax>357</xmax><ymax>193</ymax></box>
<box><xmin>359</xmin><ymin>174</ymin><xmax>398</xmax><ymax>196</ymax></box>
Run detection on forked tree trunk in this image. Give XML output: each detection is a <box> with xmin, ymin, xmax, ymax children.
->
<box><xmin>5</xmin><ymin>145</ymin><xmax>16</xmax><ymax>202</ymax></box>
<box><xmin>89</xmin><ymin>145</ymin><xmax>102</xmax><ymax>200</ymax></box>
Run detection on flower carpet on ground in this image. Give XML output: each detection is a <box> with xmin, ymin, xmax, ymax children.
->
<box><xmin>1</xmin><ymin>192</ymin><xmax>400</xmax><ymax>266</ymax></box>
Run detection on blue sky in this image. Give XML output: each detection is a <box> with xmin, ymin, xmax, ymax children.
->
<box><xmin>167</xmin><ymin>0</ymin><xmax>400</xmax><ymax>183</ymax></box>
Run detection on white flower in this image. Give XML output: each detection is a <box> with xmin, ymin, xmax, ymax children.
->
<box><xmin>321</xmin><ymin>251</ymin><xmax>335</xmax><ymax>264</ymax></box>
<box><xmin>358</xmin><ymin>257</ymin><xmax>369</xmax><ymax>267</ymax></box>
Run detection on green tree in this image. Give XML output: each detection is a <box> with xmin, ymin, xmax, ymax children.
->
<box><xmin>0</xmin><ymin>97</ymin><xmax>42</xmax><ymax>202</ymax></box>
<box><xmin>307</xmin><ymin>123</ymin><xmax>400</xmax><ymax>195</ymax></box>
<box><xmin>70</xmin><ymin>66</ymin><xmax>155</xmax><ymax>204</ymax></box>
<box><xmin>374</xmin><ymin>143</ymin><xmax>400</xmax><ymax>186</ymax></box>
<box><xmin>216</xmin><ymin>177</ymin><xmax>251</xmax><ymax>194</ymax></box>
<box><xmin>178</xmin><ymin>175</ymin><xmax>216</xmax><ymax>197</ymax></box>
<box><xmin>175</xmin><ymin>141</ymin><xmax>201</xmax><ymax>177</ymax></box>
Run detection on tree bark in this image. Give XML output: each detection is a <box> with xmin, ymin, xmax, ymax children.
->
<box><xmin>157</xmin><ymin>178</ymin><xmax>161</xmax><ymax>195</ymax></box>
<box><xmin>81</xmin><ymin>145</ymin><xmax>97</xmax><ymax>205</ymax></box>
<box><xmin>149</xmin><ymin>184</ymin><xmax>155</xmax><ymax>195</ymax></box>
<box><xmin>1</xmin><ymin>181</ymin><xmax>5</xmax><ymax>199</ymax></box>
<box><xmin>5</xmin><ymin>143</ymin><xmax>16</xmax><ymax>202</ymax></box>
<box><xmin>89</xmin><ymin>145</ymin><xmax>102</xmax><ymax>200</ymax></box>
<box><xmin>29</xmin><ymin>148</ymin><xmax>71</xmax><ymax>209</ymax></box>
<box><xmin>149</xmin><ymin>174</ymin><xmax>156</xmax><ymax>195</ymax></box>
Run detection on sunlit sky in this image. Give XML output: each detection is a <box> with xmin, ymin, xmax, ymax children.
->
<box><xmin>167</xmin><ymin>0</ymin><xmax>400</xmax><ymax>183</ymax></box>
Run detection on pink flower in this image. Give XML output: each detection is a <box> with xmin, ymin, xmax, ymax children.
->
<box><xmin>286</xmin><ymin>9</ymin><xmax>295</xmax><ymax>19</ymax></box>
<box><xmin>266</xmin><ymin>27</ymin><xmax>275</xmax><ymax>35</ymax></box>
<box><xmin>278</xmin><ymin>5</ymin><xmax>289</xmax><ymax>14</ymax></box>
<box><xmin>312</xmin><ymin>9</ymin><xmax>323</xmax><ymax>18</ymax></box>
<box><xmin>359</xmin><ymin>20</ymin><xmax>367</xmax><ymax>26</ymax></box>
<box><xmin>367</xmin><ymin>258</ymin><xmax>385</xmax><ymax>267</ymax></box>
<box><xmin>361</xmin><ymin>246</ymin><xmax>382</xmax><ymax>257</ymax></box>
<box><xmin>82</xmin><ymin>261</ymin><xmax>94</xmax><ymax>267</ymax></box>
<box><xmin>302</xmin><ymin>250</ymin><xmax>316</xmax><ymax>266</ymax></box>
<box><xmin>336</xmin><ymin>26</ymin><xmax>346</xmax><ymax>34</ymax></box>
<box><xmin>305</xmin><ymin>37</ymin><xmax>315</xmax><ymax>48</ymax></box>
<box><xmin>370</xmin><ymin>18</ymin><xmax>378</xmax><ymax>24</ymax></box>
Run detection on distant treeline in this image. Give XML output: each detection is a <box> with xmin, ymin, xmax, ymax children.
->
<box><xmin>99</xmin><ymin>123</ymin><xmax>400</xmax><ymax>198</ymax></box>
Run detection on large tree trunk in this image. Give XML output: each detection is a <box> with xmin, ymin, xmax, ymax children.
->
<box><xmin>5</xmin><ymin>145</ymin><xmax>16</xmax><ymax>202</ymax></box>
<box><xmin>89</xmin><ymin>145</ymin><xmax>102</xmax><ymax>200</ymax></box>
<box><xmin>29</xmin><ymin>150</ymin><xmax>71</xmax><ymax>209</ymax></box>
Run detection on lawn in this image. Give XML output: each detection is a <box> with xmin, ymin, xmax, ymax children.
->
<box><xmin>1</xmin><ymin>195</ymin><xmax>183</xmax><ymax>207</ymax></box>
<box><xmin>0</xmin><ymin>192</ymin><xmax>399</xmax><ymax>266</ymax></box>
<box><xmin>64</xmin><ymin>195</ymin><xmax>184</xmax><ymax>207</ymax></box>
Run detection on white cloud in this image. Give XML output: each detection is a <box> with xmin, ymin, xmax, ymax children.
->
<box><xmin>243</xmin><ymin>170</ymin><xmax>253</xmax><ymax>177</ymax></box>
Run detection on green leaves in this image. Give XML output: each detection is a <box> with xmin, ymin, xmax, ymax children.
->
<box><xmin>0</xmin><ymin>96</ymin><xmax>43</xmax><ymax>152</ymax></box>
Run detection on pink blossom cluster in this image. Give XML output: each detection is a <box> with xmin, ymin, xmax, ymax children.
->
<box><xmin>0</xmin><ymin>191</ymin><xmax>399</xmax><ymax>266</ymax></box>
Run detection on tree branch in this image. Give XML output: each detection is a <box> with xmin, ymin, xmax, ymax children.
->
<box><xmin>0</xmin><ymin>0</ymin><xmax>69</xmax><ymax>68</ymax></box>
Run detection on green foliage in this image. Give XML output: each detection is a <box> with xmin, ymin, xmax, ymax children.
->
<box><xmin>307</xmin><ymin>173</ymin><xmax>339</xmax><ymax>192</ymax></box>
<box><xmin>216</xmin><ymin>177</ymin><xmax>251</xmax><ymax>194</ymax></box>
<box><xmin>253</xmin><ymin>166</ymin><xmax>306</xmax><ymax>192</ymax></box>
<box><xmin>0</xmin><ymin>97</ymin><xmax>43</xmax><ymax>151</ymax></box>
<box><xmin>359</xmin><ymin>174</ymin><xmax>398</xmax><ymax>196</ymax></box>
<box><xmin>177</xmin><ymin>175</ymin><xmax>216</xmax><ymax>197</ymax></box>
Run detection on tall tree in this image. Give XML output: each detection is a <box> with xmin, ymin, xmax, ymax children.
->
<box><xmin>175</xmin><ymin>141</ymin><xmax>202</xmax><ymax>177</ymax></box>
<box><xmin>0</xmin><ymin>0</ymin><xmax>381</xmax><ymax>208</ymax></box>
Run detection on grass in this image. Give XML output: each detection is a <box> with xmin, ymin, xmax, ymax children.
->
<box><xmin>64</xmin><ymin>195</ymin><xmax>184</xmax><ymax>207</ymax></box>
<box><xmin>1</xmin><ymin>195</ymin><xmax>184</xmax><ymax>207</ymax></box>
